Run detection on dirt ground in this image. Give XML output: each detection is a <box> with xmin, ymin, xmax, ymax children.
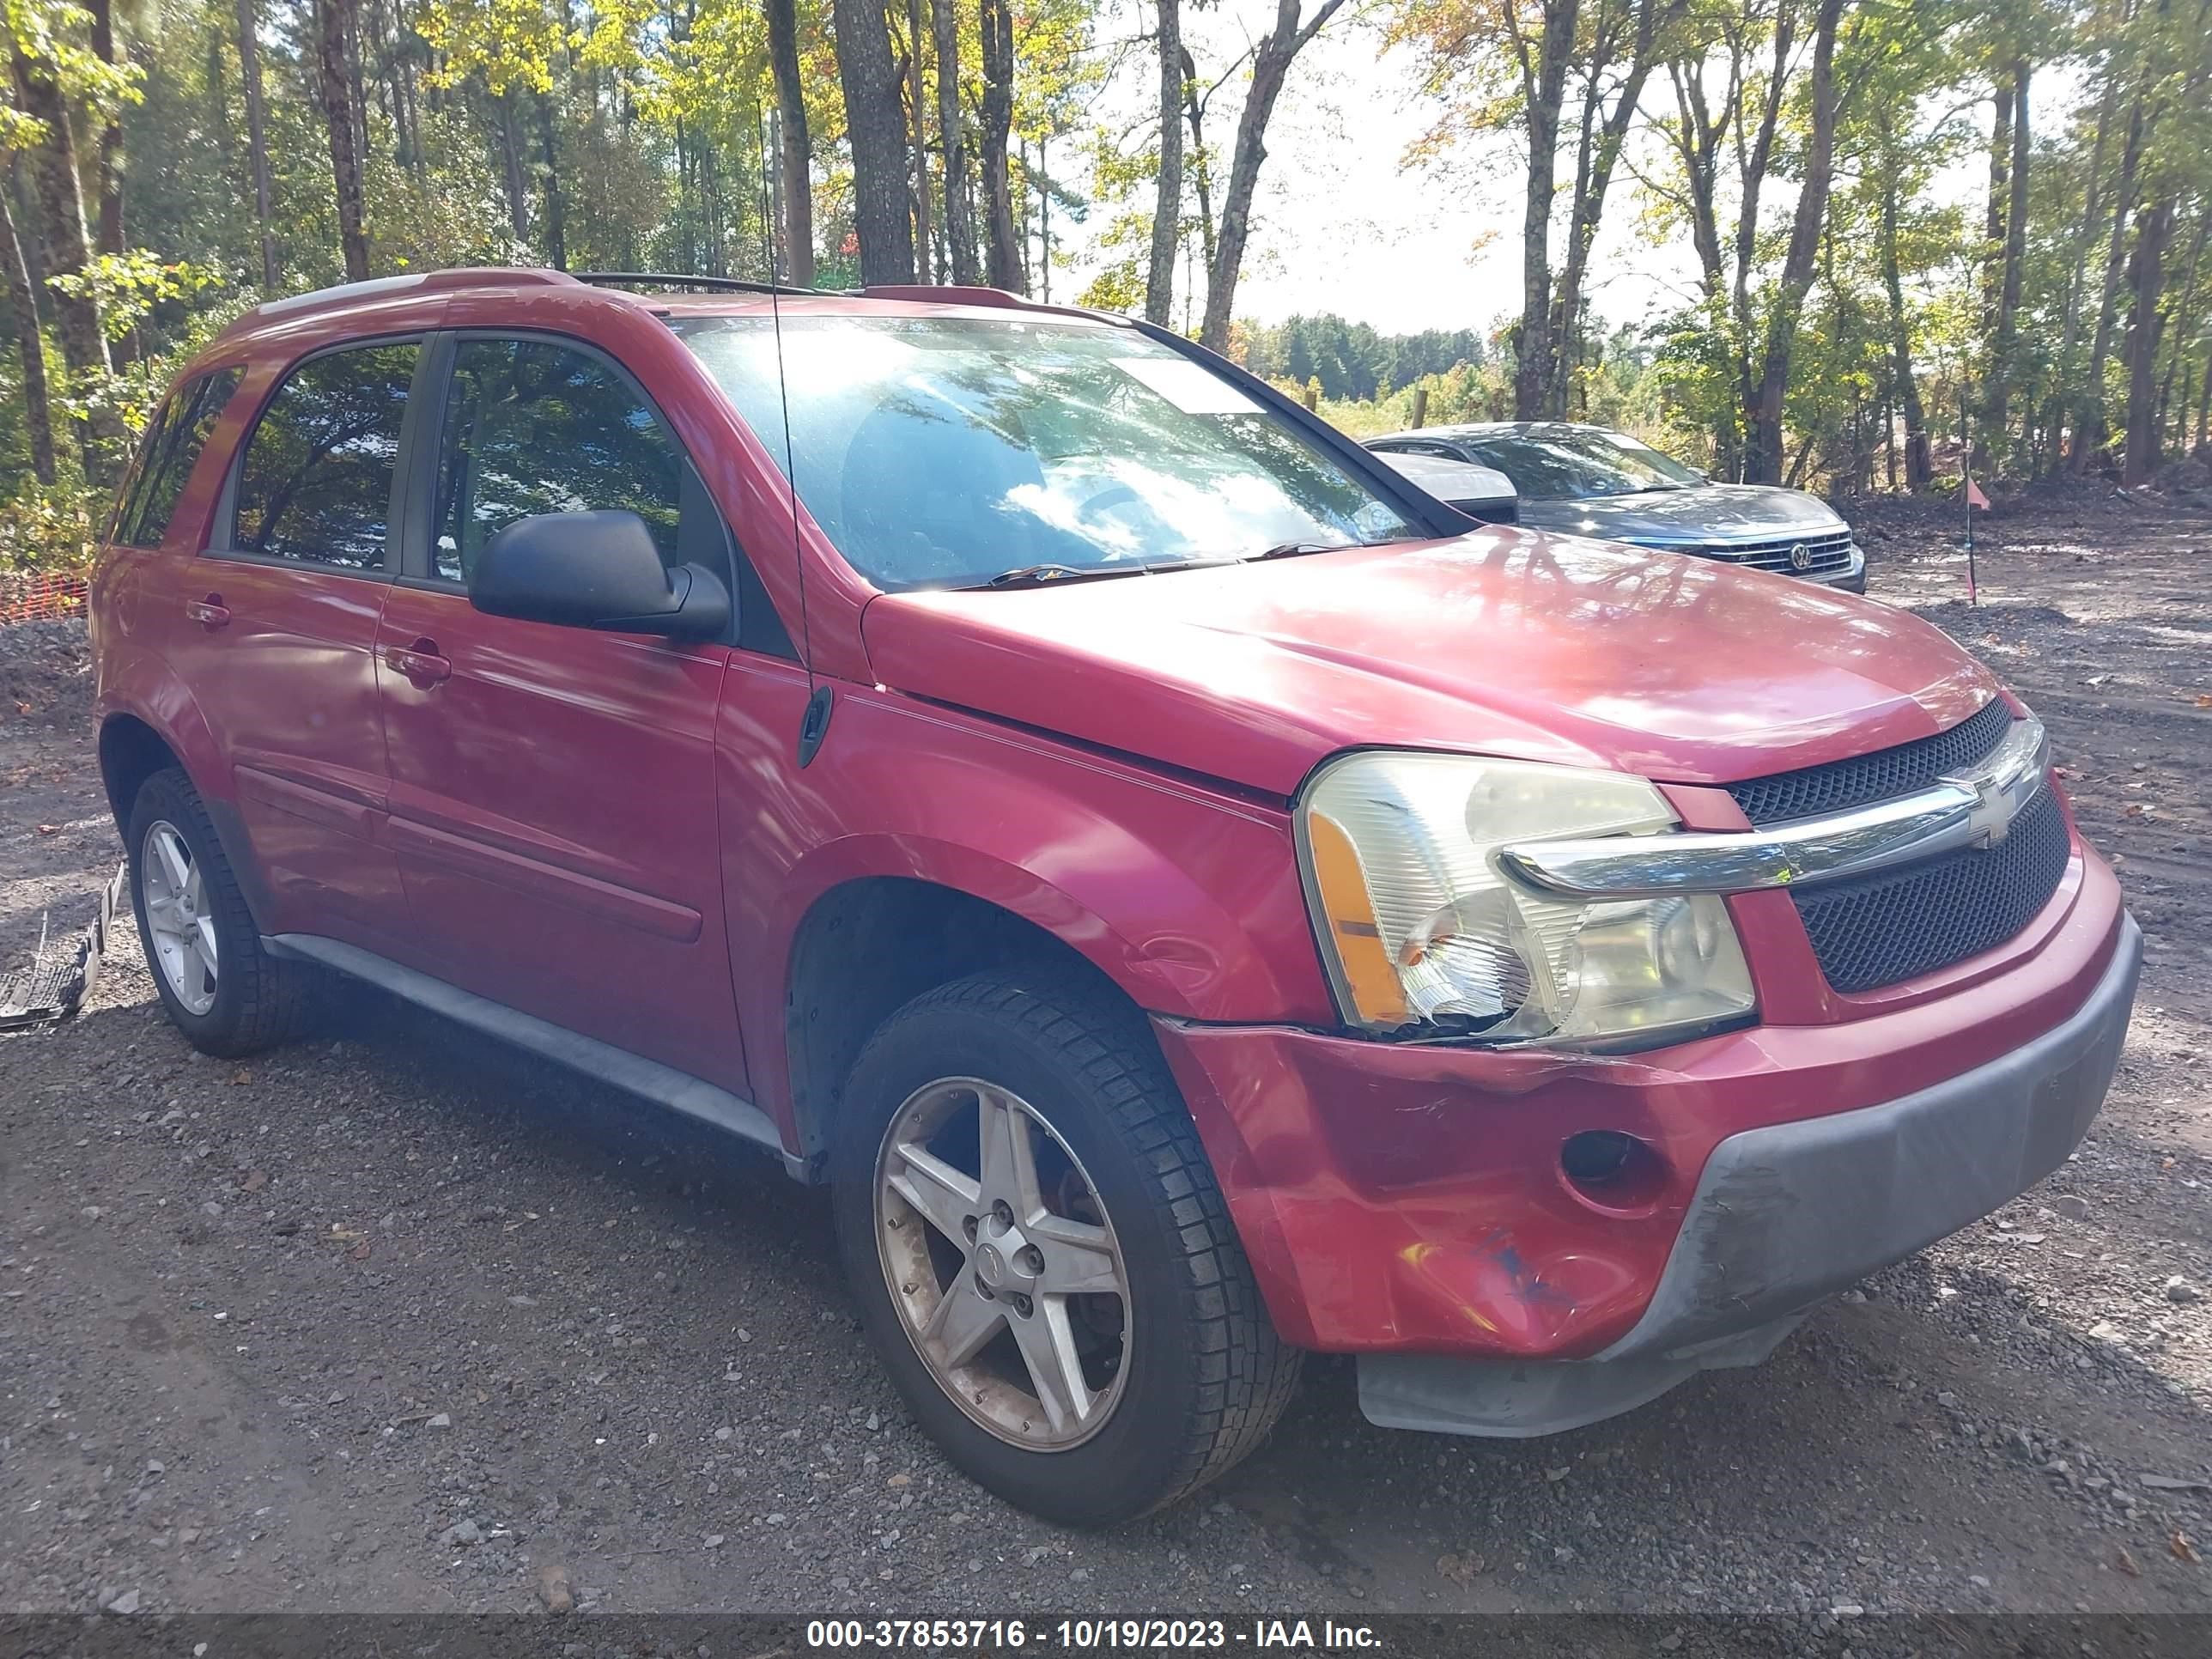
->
<box><xmin>3</xmin><ymin>488</ymin><xmax>2209</xmax><ymax>1619</ymax></box>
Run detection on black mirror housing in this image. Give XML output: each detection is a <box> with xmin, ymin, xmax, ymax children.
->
<box><xmin>469</xmin><ymin>510</ymin><xmax>730</xmax><ymax>640</ymax></box>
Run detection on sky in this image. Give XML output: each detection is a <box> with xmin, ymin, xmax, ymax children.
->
<box><xmin>1048</xmin><ymin>6</ymin><xmax>2029</xmax><ymax>343</ymax></box>
<box><xmin>1050</xmin><ymin>10</ymin><xmax>1708</xmax><ymax>339</ymax></box>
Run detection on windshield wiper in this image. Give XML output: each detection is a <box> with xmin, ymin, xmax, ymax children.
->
<box><xmin>1247</xmin><ymin>539</ymin><xmax>1352</xmax><ymax>562</ymax></box>
<box><xmin>984</xmin><ymin>563</ymin><xmax>1106</xmax><ymax>587</ymax></box>
<box><xmin>979</xmin><ymin>557</ymin><xmax>1231</xmax><ymax>589</ymax></box>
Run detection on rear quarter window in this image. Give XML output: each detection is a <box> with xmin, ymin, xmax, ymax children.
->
<box><xmin>112</xmin><ymin>368</ymin><xmax>243</xmax><ymax>548</ymax></box>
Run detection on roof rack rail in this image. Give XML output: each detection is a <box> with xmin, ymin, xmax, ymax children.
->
<box><xmin>574</xmin><ymin>271</ymin><xmax>822</xmax><ymax>299</ymax></box>
<box><xmin>859</xmin><ymin>283</ymin><xmax>1027</xmax><ymax>308</ymax></box>
<box><xmin>248</xmin><ymin>267</ymin><xmax>577</xmax><ymax>320</ymax></box>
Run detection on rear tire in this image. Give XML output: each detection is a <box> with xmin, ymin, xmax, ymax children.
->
<box><xmin>125</xmin><ymin>767</ymin><xmax>318</xmax><ymax>1057</ymax></box>
<box><xmin>831</xmin><ymin>969</ymin><xmax>1301</xmax><ymax>1526</ymax></box>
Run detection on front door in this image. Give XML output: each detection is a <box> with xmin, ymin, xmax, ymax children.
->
<box><xmin>162</xmin><ymin>338</ymin><xmax>422</xmax><ymax>950</ymax></box>
<box><xmin>374</xmin><ymin>332</ymin><xmax>745</xmax><ymax>1092</ymax></box>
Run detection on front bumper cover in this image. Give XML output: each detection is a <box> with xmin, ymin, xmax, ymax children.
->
<box><xmin>1358</xmin><ymin>911</ymin><xmax>2141</xmax><ymax>1437</ymax></box>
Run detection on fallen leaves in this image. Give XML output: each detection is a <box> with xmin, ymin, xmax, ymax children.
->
<box><xmin>2116</xmin><ymin>1547</ymin><xmax>2142</xmax><ymax>1577</ymax></box>
<box><xmin>238</xmin><ymin>1169</ymin><xmax>267</xmax><ymax>1194</ymax></box>
<box><xmin>1436</xmin><ymin>1552</ymin><xmax>1486</xmax><ymax>1583</ymax></box>
<box><xmin>2174</xmin><ymin>1532</ymin><xmax>2200</xmax><ymax>1565</ymax></box>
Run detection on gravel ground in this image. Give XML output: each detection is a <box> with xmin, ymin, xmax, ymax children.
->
<box><xmin>3</xmin><ymin>494</ymin><xmax>2209</xmax><ymax>1618</ymax></box>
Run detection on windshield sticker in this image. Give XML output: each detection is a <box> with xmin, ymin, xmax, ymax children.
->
<box><xmin>1113</xmin><ymin>357</ymin><xmax>1263</xmax><ymax>416</ymax></box>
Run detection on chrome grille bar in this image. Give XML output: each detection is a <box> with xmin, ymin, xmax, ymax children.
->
<box><xmin>1497</xmin><ymin>715</ymin><xmax>2052</xmax><ymax>900</ymax></box>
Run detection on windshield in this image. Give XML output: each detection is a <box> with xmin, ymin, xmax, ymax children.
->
<box><xmin>1452</xmin><ymin>428</ymin><xmax>1705</xmax><ymax>501</ymax></box>
<box><xmin>675</xmin><ymin>315</ymin><xmax>1417</xmax><ymax>590</ymax></box>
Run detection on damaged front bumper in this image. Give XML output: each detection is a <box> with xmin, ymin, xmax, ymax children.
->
<box><xmin>1358</xmin><ymin>913</ymin><xmax>2141</xmax><ymax>1437</ymax></box>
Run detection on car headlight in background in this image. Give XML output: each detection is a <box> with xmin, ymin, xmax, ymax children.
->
<box><xmin>1297</xmin><ymin>751</ymin><xmax>1755</xmax><ymax>1046</ymax></box>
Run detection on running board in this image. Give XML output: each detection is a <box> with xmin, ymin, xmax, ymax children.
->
<box><xmin>264</xmin><ymin>933</ymin><xmax>802</xmax><ymax>1177</ymax></box>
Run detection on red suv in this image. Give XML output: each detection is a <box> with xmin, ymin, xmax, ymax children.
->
<box><xmin>88</xmin><ymin>270</ymin><xmax>2139</xmax><ymax>1527</ymax></box>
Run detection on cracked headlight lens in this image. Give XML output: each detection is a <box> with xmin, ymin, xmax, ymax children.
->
<box><xmin>1297</xmin><ymin>750</ymin><xmax>1755</xmax><ymax>1045</ymax></box>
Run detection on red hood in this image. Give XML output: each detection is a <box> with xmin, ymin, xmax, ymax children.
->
<box><xmin>859</xmin><ymin>531</ymin><xmax>2000</xmax><ymax>798</ymax></box>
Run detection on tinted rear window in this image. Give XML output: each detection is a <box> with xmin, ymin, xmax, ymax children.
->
<box><xmin>113</xmin><ymin>368</ymin><xmax>242</xmax><ymax>547</ymax></box>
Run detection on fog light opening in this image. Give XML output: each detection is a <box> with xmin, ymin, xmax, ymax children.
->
<box><xmin>1559</xmin><ymin>1130</ymin><xmax>1666</xmax><ymax>1212</ymax></box>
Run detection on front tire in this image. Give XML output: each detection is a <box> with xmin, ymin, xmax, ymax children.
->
<box><xmin>125</xmin><ymin>767</ymin><xmax>318</xmax><ymax>1057</ymax></box>
<box><xmin>831</xmin><ymin>971</ymin><xmax>1302</xmax><ymax>1527</ymax></box>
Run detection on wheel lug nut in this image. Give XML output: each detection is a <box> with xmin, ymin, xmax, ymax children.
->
<box><xmin>973</xmin><ymin>1275</ymin><xmax>995</xmax><ymax>1300</ymax></box>
<box><xmin>962</xmin><ymin>1215</ymin><xmax>979</xmax><ymax>1242</ymax></box>
<box><xmin>1011</xmin><ymin>1293</ymin><xmax>1033</xmax><ymax>1318</ymax></box>
<box><xmin>1019</xmin><ymin>1246</ymin><xmax>1044</xmax><ymax>1275</ymax></box>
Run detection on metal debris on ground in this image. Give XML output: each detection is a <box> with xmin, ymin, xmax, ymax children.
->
<box><xmin>0</xmin><ymin>863</ymin><xmax>123</xmax><ymax>1030</ymax></box>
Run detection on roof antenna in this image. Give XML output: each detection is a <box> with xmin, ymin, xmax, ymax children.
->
<box><xmin>755</xmin><ymin>104</ymin><xmax>828</xmax><ymax>760</ymax></box>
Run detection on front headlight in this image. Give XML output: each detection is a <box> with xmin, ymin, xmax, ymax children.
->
<box><xmin>1297</xmin><ymin>750</ymin><xmax>1755</xmax><ymax>1046</ymax></box>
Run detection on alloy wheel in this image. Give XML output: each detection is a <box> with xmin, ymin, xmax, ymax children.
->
<box><xmin>141</xmin><ymin>818</ymin><xmax>217</xmax><ymax>1016</ymax></box>
<box><xmin>874</xmin><ymin>1077</ymin><xmax>1131</xmax><ymax>1449</ymax></box>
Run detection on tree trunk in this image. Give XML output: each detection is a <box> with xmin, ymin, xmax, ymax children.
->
<box><xmin>314</xmin><ymin>0</ymin><xmax>370</xmax><ymax>281</ymax></box>
<box><xmin>2045</xmin><ymin>71</ymin><xmax>2115</xmax><ymax>474</ymax></box>
<box><xmin>2197</xmin><ymin>338</ymin><xmax>2211</xmax><ymax>452</ymax></box>
<box><xmin>977</xmin><ymin>0</ymin><xmax>1020</xmax><ymax>289</ymax></box>
<box><xmin>1146</xmin><ymin>0</ymin><xmax>1183</xmax><ymax>325</ymax></box>
<box><xmin>930</xmin><ymin>0</ymin><xmax>974</xmax><ymax>283</ymax></box>
<box><xmin>906</xmin><ymin>0</ymin><xmax>933</xmax><ymax>282</ymax></box>
<box><xmin>1986</xmin><ymin>61</ymin><xmax>2029</xmax><ymax>467</ymax></box>
<box><xmin>2069</xmin><ymin>97</ymin><xmax>2144</xmax><ymax>471</ymax></box>
<box><xmin>235</xmin><ymin>0</ymin><xmax>281</xmax><ymax>291</ymax></box>
<box><xmin>1036</xmin><ymin>133</ymin><xmax>1051</xmax><ymax>300</ymax></box>
<box><xmin>9</xmin><ymin>46</ymin><xmax>107</xmax><ymax>382</ymax></box>
<box><xmin>87</xmin><ymin>0</ymin><xmax>124</xmax><ymax>256</ymax></box>
<box><xmin>1729</xmin><ymin>7</ymin><xmax>1796</xmax><ymax>459</ymax></box>
<box><xmin>1514</xmin><ymin>0</ymin><xmax>1578</xmax><ymax>419</ymax></box>
<box><xmin>1746</xmin><ymin>0</ymin><xmax>1843</xmax><ymax>484</ymax></box>
<box><xmin>1546</xmin><ymin>0</ymin><xmax>1675</xmax><ymax>416</ymax></box>
<box><xmin>1877</xmin><ymin>127</ymin><xmax>1931</xmax><ymax>489</ymax></box>
<box><xmin>835</xmin><ymin>0</ymin><xmax>916</xmax><ymax>283</ymax></box>
<box><xmin>768</xmin><ymin>0</ymin><xmax>816</xmax><ymax>286</ymax></box>
<box><xmin>496</xmin><ymin>91</ymin><xmax>528</xmax><ymax>242</ymax></box>
<box><xmin>1980</xmin><ymin>77</ymin><xmax>2011</xmax><ymax>344</ymax></box>
<box><xmin>1198</xmin><ymin>0</ymin><xmax>1346</xmax><ymax>353</ymax></box>
<box><xmin>1667</xmin><ymin>60</ymin><xmax>1732</xmax><ymax>474</ymax></box>
<box><xmin>2153</xmin><ymin>204</ymin><xmax>2209</xmax><ymax>443</ymax></box>
<box><xmin>537</xmin><ymin>88</ymin><xmax>566</xmax><ymax>270</ymax></box>
<box><xmin>2121</xmin><ymin>198</ymin><xmax>2173</xmax><ymax>485</ymax></box>
<box><xmin>1182</xmin><ymin>47</ymin><xmax>1216</xmax><ymax>277</ymax></box>
<box><xmin>0</xmin><ymin>185</ymin><xmax>57</xmax><ymax>484</ymax></box>
<box><xmin>10</xmin><ymin>40</ymin><xmax>122</xmax><ymax>481</ymax></box>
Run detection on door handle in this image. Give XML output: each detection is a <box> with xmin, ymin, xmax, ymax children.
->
<box><xmin>184</xmin><ymin>594</ymin><xmax>229</xmax><ymax>629</ymax></box>
<box><xmin>384</xmin><ymin>638</ymin><xmax>452</xmax><ymax>688</ymax></box>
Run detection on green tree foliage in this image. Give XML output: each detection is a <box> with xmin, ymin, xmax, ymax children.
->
<box><xmin>3</xmin><ymin>0</ymin><xmax>2211</xmax><ymax>568</ymax></box>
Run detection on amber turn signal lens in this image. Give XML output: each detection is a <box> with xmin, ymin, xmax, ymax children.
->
<box><xmin>1305</xmin><ymin>810</ymin><xmax>1409</xmax><ymax>1027</ymax></box>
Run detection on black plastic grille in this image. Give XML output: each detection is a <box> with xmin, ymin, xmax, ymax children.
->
<box><xmin>1728</xmin><ymin>697</ymin><xmax>2015</xmax><ymax>827</ymax></box>
<box><xmin>1792</xmin><ymin>787</ymin><xmax>2071</xmax><ymax>994</ymax></box>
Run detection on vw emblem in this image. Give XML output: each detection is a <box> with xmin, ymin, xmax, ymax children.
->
<box><xmin>1787</xmin><ymin>542</ymin><xmax>1814</xmax><ymax>572</ymax></box>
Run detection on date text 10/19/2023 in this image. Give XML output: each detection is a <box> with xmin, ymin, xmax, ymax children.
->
<box><xmin>805</xmin><ymin>1620</ymin><xmax>1383</xmax><ymax>1650</ymax></box>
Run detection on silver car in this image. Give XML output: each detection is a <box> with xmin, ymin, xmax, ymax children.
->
<box><xmin>1365</xmin><ymin>422</ymin><xmax>1867</xmax><ymax>592</ymax></box>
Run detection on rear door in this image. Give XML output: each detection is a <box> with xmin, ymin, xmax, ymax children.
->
<box><xmin>165</xmin><ymin>337</ymin><xmax>422</xmax><ymax>948</ymax></box>
<box><xmin>373</xmin><ymin>331</ymin><xmax>746</xmax><ymax>1091</ymax></box>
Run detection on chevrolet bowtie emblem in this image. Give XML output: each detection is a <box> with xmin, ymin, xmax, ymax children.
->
<box><xmin>1943</xmin><ymin>740</ymin><xmax>2043</xmax><ymax>848</ymax></box>
<box><xmin>1960</xmin><ymin>775</ymin><xmax>2017</xmax><ymax>846</ymax></box>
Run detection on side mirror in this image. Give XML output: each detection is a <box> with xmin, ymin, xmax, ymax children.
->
<box><xmin>468</xmin><ymin>510</ymin><xmax>729</xmax><ymax>641</ymax></box>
